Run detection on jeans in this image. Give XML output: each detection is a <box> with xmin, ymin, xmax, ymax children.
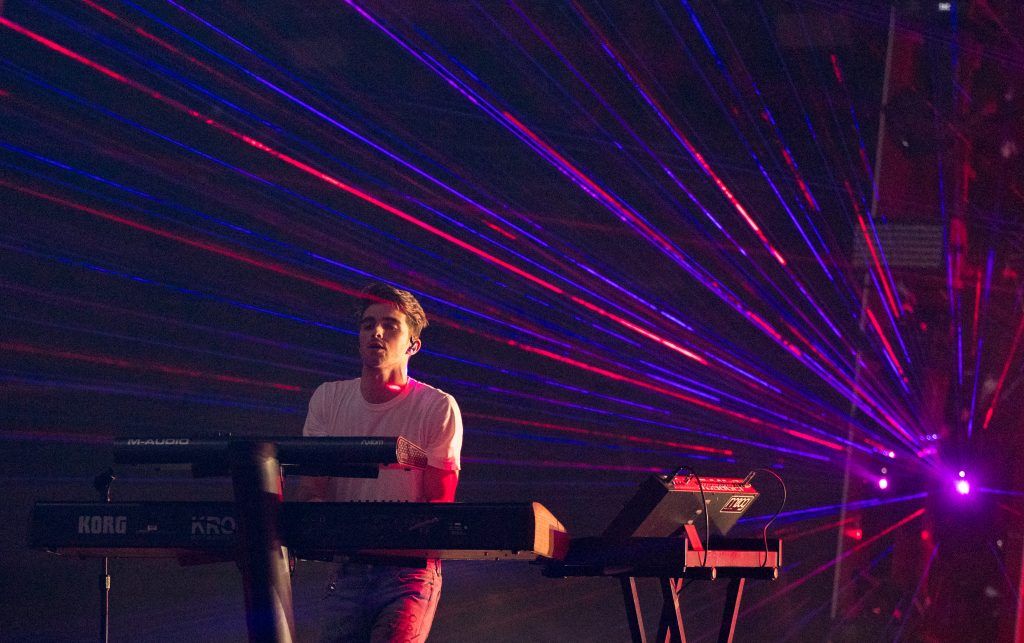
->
<box><xmin>318</xmin><ymin>560</ymin><xmax>442</xmax><ymax>643</ymax></box>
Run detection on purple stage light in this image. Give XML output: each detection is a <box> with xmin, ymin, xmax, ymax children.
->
<box><xmin>955</xmin><ymin>478</ymin><xmax>971</xmax><ymax>495</ymax></box>
<box><xmin>878</xmin><ymin>477</ymin><xmax>889</xmax><ymax>490</ymax></box>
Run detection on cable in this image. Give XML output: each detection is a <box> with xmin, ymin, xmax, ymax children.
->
<box><xmin>753</xmin><ymin>467</ymin><xmax>787</xmax><ymax>567</ymax></box>
<box><xmin>678</xmin><ymin>466</ymin><xmax>711</xmax><ymax>568</ymax></box>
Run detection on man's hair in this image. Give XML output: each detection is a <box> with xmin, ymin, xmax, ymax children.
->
<box><xmin>356</xmin><ymin>282</ymin><xmax>429</xmax><ymax>339</ymax></box>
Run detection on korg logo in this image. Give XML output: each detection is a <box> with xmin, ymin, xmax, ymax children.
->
<box><xmin>191</xmin><ymin>516</ymin><xmax>236</xmax><ymax>536</ymax></box>
<box><xmin>126</xmin><ymin>438</ymin><xmax>190</xmax><ymax>445</ymax></box>
<box><xmin>721</xmin><ymin>495</ymin><xmax>755</xmax><ymax>513</ymax></box>
<box><xmin>78</xmin><ymin>515</ymin><xmax>128</xmax><ymax>534</ymax></box>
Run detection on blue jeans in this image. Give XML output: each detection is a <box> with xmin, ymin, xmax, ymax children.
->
<box><xmin>318</xmin><ymin>560</ymin><xmax>442</xmax><ymax>642</ymax></box>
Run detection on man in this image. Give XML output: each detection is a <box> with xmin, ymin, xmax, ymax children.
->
<box><xmin>301</xmin><ymin>283</ymin><xmax>462</xmax><ymax>642</ymax></box>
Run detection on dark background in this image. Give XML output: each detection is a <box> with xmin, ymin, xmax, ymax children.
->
<box><xmin>3</xmin><ymin>1</ymin><xmax>1024</xmax><ymax>640</ymax></box>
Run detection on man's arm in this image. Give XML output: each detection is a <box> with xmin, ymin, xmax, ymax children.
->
<box><xmin>422</xmin><ymin>465</ymin><xmax>458</xmax><ymax>502</ymax></box>
<box><xmin>421</xmin><ymin>393</ymin><xmax>462</xmax><ymax>502</ymax></box>
<box><xmin>297</xmin><ymin>384</ymin><xmax>334</xmax><ymax>501</ymax></box>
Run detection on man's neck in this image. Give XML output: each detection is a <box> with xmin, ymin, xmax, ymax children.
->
<box><xmin>360</xmin><ymin>368</ymin><xmax>409</xmax><ymax>404</ymax></box>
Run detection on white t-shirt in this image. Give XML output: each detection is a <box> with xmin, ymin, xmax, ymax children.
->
<box><xmin>302</xmin><ymin>377</ymin><xmax>462</xmax><ymax>502</ymax></box>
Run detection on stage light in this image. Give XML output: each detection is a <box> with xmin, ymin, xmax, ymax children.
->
<box><xmin>878</xmin><ymin>477</ymin><xmax>889</xmax><ymax>490</ymax></box>
<box><xmin>844</xmin><ymin>527</ymin><xmax>864</xmax><ymax>541</ymax></box>
<box><xmin>955</xmin><ymin>478</ymin><xmax>971</xmax><ymax>495</ymax></box>
<box><xmin>1000</xmin><ymin>139</ymin><xmax>1019</xmax><ymax>160</ymax></box>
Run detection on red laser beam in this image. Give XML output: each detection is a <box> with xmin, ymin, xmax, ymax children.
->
<box><xmin>465</xmin><ymin>412</ymin><xmax>734</xmax><ymax>456</ymax></box>
<box><xmin>1</xmin><ymin>342</ymin><xmax>301</xmax><ymax>391</ymax></box>
<box><xmin>0</xmin><ymin>15</ymin><xmax>721</xmax><ymax>371</ymax></box>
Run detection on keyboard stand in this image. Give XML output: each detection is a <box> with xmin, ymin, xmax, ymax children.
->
<box><xmin>619</xmin><ymin>572</ymin><xmax>762</xmax><ymax>643</ymax></box>
<box><xmin>228</xmin><ymin>440</ymin><xmax>295</xmax><ymax>642</ymax></box>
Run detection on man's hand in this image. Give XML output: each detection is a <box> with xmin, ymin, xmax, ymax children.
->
<box><xmin>422</xmin><ymin>466</ymin><xmax>458</xmax><ymax>503</ymax></box>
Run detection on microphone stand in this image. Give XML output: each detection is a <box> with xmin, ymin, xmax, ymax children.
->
<box><xmin>93</xmin><ymin>469</ymin><xmax>116</xmax><ymax>643</ymax></box>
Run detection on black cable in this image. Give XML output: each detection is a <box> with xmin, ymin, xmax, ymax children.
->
<box><xmin>753</xmin><ymin>467</ymin><xmax>786</xmax><ymax>567</ymax></box>
<box><xmin>679</xmin><ymin>466</ymin><xmax>710</xmax><ymax>568</ymax></box>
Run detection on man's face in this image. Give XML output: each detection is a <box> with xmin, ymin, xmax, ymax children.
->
<box><xmin>358</xmin><ymin>302</ymin><xmax>415</xmax><ymax>370</ymax></box>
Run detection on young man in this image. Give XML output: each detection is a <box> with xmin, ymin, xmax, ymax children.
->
<box><xmin>301</xmin><ymin>283</ymin><xmax>462</xmax><ymax>642</ymax></box>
